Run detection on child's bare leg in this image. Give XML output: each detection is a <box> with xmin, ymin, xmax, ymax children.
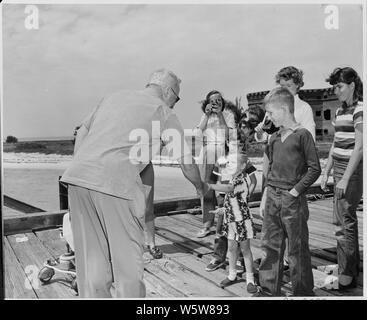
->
<box><xmin>240</xmin><ymin>239</ymin><xmax>255</xmax><ymax>284</ymax></box>
<box><xmin>227</xmin><ymin>239</ymin><xmax>239</xmax><ymax>280</ymax></box>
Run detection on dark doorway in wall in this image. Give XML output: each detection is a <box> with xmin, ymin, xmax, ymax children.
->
<box><xmin>324</xmin><ymin>109</ymin><xmax>331</xmax><ymax>120</ymax></box>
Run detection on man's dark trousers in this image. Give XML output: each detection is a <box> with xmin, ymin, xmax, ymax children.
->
<box><xmin>259</xmin><ymin>185</ymin><xmax>314</xmax><ymax>296</ymax></box>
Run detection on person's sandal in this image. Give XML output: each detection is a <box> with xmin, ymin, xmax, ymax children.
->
<box><xmin>205</xmin><ymin>259</ymin><xmax>225</xmax><ymax>272</ymax></box>
<box><xmin>147</xmin><ymin>245</ymin><xmax>163</xmax><ymax>259</ymax></box>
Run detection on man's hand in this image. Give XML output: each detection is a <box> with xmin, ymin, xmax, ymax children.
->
<box><xmin>196</xmin><ymin>182</ymin><xmax>209</xmax><ymax>198</ymax></box>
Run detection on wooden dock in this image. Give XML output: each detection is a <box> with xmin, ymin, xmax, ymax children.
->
<box><xmin>3</xmin><ymin>194</ymin><xmax>363</xmax><ymax>299</ymax></box>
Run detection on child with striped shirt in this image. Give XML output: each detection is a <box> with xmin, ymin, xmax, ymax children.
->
<box><xmin>321</xmin><ymin>67</ymin><xmax>363</xmax><ymax>290</ymax></box>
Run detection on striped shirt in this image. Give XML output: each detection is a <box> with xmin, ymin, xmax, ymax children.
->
<box><xmin>332</xmin><ymin>101</ymin><xmax>363</xmax><ymax>163</ymax></box>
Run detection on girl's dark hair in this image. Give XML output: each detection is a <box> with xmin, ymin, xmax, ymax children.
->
<box><xmin>326</xmin><ymin>67</ymin><xmax>363</xmax><ymax>102</ymax></box>
<box><xmin>201</xmin><ymin>90</ymin><xmax>225</xmax><ymax>113</ymax></box>
<box><xmin>247</xmin><ymin>105</ymin><xmax>266</xmax><ymax>124</ymax></box>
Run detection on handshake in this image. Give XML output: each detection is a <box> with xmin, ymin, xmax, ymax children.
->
<box><xmin>196</xmin><ymin>181</ymin><xmax>211</xmax><ymax>198</ymax></box>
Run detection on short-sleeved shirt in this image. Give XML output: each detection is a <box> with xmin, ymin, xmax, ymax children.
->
<box><xmin>195</xmin><ymin>108</ymin><xmax>236</xmax><ymax>145</ymax></box>
<box><xmin>332</xmin><ymin>101</ymin><xmax>363</xmax><ymax>163</ymax></box>
<box><xmin>61</xmin><ymin>89</ymin><xmax>191</xmax><ymax>200</ymax></box>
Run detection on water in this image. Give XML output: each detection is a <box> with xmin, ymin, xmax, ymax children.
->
<box><xmin>3</xmin><ymin>156</ymin><xmax>329</xmax><ymax>216</ymax></box>
<box><xmin>3</xmin><ymin>166</ymin><xmax>202</xmax><ymax>215</ymax></box>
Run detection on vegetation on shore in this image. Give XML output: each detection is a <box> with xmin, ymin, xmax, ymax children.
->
<box><xmin>3</xmin><ymin>140</ymin><xmax>75</xmax><ymax>155</ymax></box>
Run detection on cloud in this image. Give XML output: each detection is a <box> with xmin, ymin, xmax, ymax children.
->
<box><xmin>2</xmin><ymin>3</ymin><xmax>363</xmax><ymax>138</ymax></box>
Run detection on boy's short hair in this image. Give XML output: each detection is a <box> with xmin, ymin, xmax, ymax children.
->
<box><xmin>264</xmin><ymin>87</ymin><xmax>295</xmax><ymax>114</ymax></box>
<box><xmin>275</xmin><ymin>66</ymin><xmax>304</xmax><ymax>89</ymax></box>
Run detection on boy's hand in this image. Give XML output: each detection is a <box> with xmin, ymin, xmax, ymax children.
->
<box><xmin>254</xmin><ymin>122</ymin><xmax>264</xmax><ymax>134</ymax></box>
<box><xmin>259</xmin><ymin>187</ymin><xmax>267</xmax><ymax>218</ymax></box>
<box><xmin>289</xmin><ymin>188</ymin><xmax>299</xmax><ymax>197</ymax></box>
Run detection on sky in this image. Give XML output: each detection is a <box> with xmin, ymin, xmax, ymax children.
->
<box><xmin>1</xmin><ymin>1</ymin><xmax>364</xmax><ymax>139</ymax></box>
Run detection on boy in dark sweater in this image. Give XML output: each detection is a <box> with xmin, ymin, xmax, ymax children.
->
<box><xmin>258</xmin><ymin>87</ymin><xmax>321</xmax><ymax>296</ymax></box>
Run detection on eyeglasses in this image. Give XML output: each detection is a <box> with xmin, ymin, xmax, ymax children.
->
<box><xmin>170</xmin><ymin>88</ymin><xmax>180</xmax><ymax>103</ymax></box>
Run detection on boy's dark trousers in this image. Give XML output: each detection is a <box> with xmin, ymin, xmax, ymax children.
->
<box><xmin>259</xmin><ymin>185</ymin><xmax>314</xmax><ymax>296</ymax></box>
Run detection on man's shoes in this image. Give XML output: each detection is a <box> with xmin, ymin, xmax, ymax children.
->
<box><xmin>147</xmin><ymin>245</ymin><xmax>163</xmax><ymax>259</ymax></box>
<box><xmin>205</xmin><ymin>259</ymin><xmax>225</xmax><ymax>272</ymax></box>
<box><xmin>220</xmin><ymin>277</ymin><xmax>238</xmax><ymax>288</ymax></box>
<box><xmin>246</xmin><ymin>282</ymin><xmax>259</xmax><ymax>294</ymax></box>
<box><xmin>197</xmin><ymin>229</ymin><xmax>211</xmax><ymax>238</ymax></box>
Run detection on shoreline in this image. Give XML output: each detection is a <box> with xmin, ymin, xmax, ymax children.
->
<box><xmin>3</xmin><ymin>151</ymin><xmax>329</xmax><ymax>175</ymax></box>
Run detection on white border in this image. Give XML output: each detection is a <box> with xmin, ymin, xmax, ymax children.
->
<box><xmin>0</xmin><ymin>0</ymin><xmax>365</xmax><ymax>301</ymax></box>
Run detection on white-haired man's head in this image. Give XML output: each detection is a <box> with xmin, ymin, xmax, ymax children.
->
<box><xmin>147</xmin><ymin>68</ymin><xmax>181</xmax><ymax>108</ymax></box>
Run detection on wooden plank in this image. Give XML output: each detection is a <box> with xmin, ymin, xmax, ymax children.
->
<box><xmin>143</xmin><ymin>252</ymin><xmax>233</xmax><ymax>297</ymax></box>
<box><xmin>144</xmin><ymin>269</ymin><xmax>186</xmax><ymax>298</ymax></box>
<box><xmin>4</xmin><ymin>195</ymin><xmax>46</xmax><ymax>214</ymax></box>
<box><xmin>7</xmin><ymin>233</ymin><xmax>76</xmax><ymax>299</ymax></box>
<box><xmin>155</xmin><ymin>214</ymin><xmax>293</xmax><ymax>296</ymax></box>
<box><xmin>153</xmin><ymin>233</ymin><xmax>255</xmax><ymax>297</ymax></box>
<box><xmin>4</xmin><ymin>210</ymin><xmax>68</xmax><ymax>236</ymax></box>
<box><xmin>155</xmin><ymin>216</ymin><xmax>214</xmax><ymax>257</ymax></box>
<box><xmin>35</xmin><ymin>229</ymin><xmax>68</xmax><ymax>258</ymax></box>
<box><xmin>4</xmin><ymin>237</ymin><xmax>38</xmax><ymax>299</ymax></box>
<box><xmin>168</xmin><ymin>213</ymin><xmax>363</xmax><ymax>295</ymax></box>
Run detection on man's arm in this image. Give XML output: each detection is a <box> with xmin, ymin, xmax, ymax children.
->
<box><xmin>179</xmin><ymin>156</ymin><xmax>207</xmax><ymax>197</ymax></box>
<box><xmin>292</xmin><ymin>131</ymin><xmax>321</xmax><ymax>196</ymax></box>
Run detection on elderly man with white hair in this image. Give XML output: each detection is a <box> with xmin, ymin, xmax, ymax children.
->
<box><xmin>61</xmin><ymin>69</ymin><xmax>206</xmax><ymax>298</ymax></box>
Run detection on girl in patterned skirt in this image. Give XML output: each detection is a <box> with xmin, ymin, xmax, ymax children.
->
<box><xmin>207</xmin><ymin>150</ymin><xmax>258</xmax><ymax>294</ymax></box>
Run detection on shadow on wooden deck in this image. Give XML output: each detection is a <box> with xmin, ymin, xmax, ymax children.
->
<box><xmin>4</xmin><ymin>197</ymin><xmax>363</xmax><ymax>299</ymax></box>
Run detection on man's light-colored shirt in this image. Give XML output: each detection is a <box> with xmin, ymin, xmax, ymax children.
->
<box><xmin>61</xmin><ymin>89</ymin><xmax>190</xmax><ymax>200</ymax></box>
